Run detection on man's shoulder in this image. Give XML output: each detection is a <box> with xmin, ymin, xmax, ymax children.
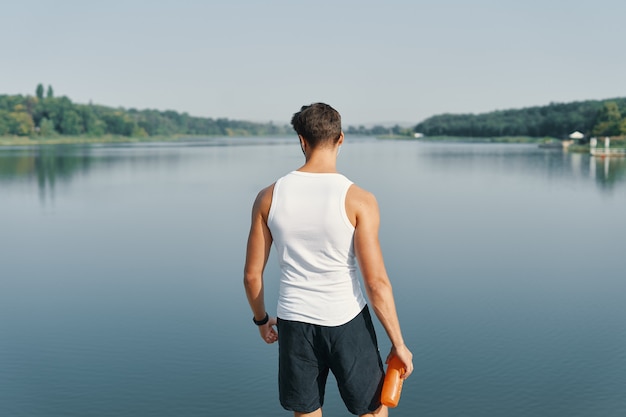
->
<box><xmin>253</xmin><ymin>182</ymin><xmax>276</xmax><ymax>217</ymax></box>
<box><xmin>347</xmin><ymin>183</ymin><xmax>377</xmax><ymax>205</ymax></box>
<box><xmin>258</xmin><ymin>182</ymin><xmax>275</xmax><ymax>198</ymax></box>
<box><xmin>345</xmin><ymin>184</ymin><xmax>379</xmax><ymax>226</ymax></box>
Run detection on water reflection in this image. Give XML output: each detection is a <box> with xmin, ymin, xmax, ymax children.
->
<box><xmin>1</xmin><ymin>141</ymin><xmax>625</xmax><ymax>203</ymax></box>
<box><xmin>0</xmin><ymin>137</ymin><xmax>293</xmax><ymax>203</ymax></box>
<box><xmin>0</xmin><ymin>146</ymin><xmax>92</xmax><ymax>202</ymax></box>
<box><xmin>414</xmin><ymin>143</ymin><xmax>626</xmax><ymax>193</ymax></box>
<box><xmin>589</xmin><ymin>154</ymin><xmax>626</xmax><ymax>189</ymax></box>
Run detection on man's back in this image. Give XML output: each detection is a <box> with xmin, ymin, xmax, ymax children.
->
<box><xmin>268</xmin><ymin>170</ymin><xmax>366</xmax><ymax>326</ymax></box>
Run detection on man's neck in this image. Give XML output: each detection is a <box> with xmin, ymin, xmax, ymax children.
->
<box><xmin>297</xmin><ymin>148</ymin><xmax>338</xmax><ymax>173</ymax></box>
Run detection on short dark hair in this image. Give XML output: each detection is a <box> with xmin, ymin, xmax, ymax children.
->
<box><xmin>291</xmin><ymin>103</ymin><xmax>342</xmax><ymax>148</ymax></box>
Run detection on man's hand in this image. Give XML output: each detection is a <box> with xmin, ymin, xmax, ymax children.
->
<box><xmin>258</xmin><ymin>316</ymin><xmax>278</xmax><ymax>344</ymax></box>
<box><xmin>386</xmin><ymin>344</ymin><xmax>414</xmax><ymax>379</ymax></box>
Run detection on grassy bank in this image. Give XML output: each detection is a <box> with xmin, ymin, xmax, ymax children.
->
<box><xmin>0</xmin><ymin>133</ymin><xmax>298</xmax><ymax>147</ymax></box>
<box><xmin>6</xmin><ymin>134</ymin><xmax>617</xmax><ymax>149</ymax></box>
<box><xmin>0</xmin><ymin>134</ymin><xmax>199</xmax><ymax>147</ymax></box>
<box><xmin>379</xmin><ymin>135</ymin><xmax>556</xmax><ymax>143</ymax></box>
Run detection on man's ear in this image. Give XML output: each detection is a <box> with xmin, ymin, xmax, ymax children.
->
<box><xmin>299</xmin><ymin>135</ymin><xmax>307</xmax><ymax>155</ymax></box>
<box><xmin>338</xmin><ymin>131</ymin><xmax>345</xmax><ymax>146</ymax></box>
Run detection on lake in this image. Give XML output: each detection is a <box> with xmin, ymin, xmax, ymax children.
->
<box><xmin>1</xmin><ymin>138</ymin><xmax>625</xmax><ymax>417</ymax></box>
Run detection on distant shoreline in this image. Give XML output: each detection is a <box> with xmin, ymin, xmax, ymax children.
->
<box><xmin>0</xmin><ymin>134</ymin><xmax>275</xmax><ymax>147</ymax></box>
<box><xmin>377</xmin><ymin>135</ymin><xmax>556</xmax><ymax>144</ymax></box>
<box><xmin>0</xmin><ymin>135</ymin><xmax>180</xmax><ymax>147</ymax></box>
<box><xmin>2</xmin><ymin>134</ymin><xmax>551</xmax><ymax>147</ymax></box>
<box><xmin>2</xmin><ymin>134</ymin><xmax>617</xmax><ymax>153</ymax></box>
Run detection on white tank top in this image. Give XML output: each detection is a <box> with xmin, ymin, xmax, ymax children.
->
<box><xmin>268</xmin><ymin>171</ymin><xmax>367</xmax><ymax>326</ymax></box>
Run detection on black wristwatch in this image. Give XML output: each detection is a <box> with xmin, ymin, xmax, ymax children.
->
<box><xmin>253</xmin><ymin>312</ymin><xmax>269</xmax><ymax>326</ymax></box>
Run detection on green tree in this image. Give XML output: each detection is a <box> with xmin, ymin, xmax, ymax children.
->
<box><xmin>78</xmin><ymin>105</ymin><xmax>104</xmax><ymax>136</ymax></box>
<box><xmin>131</xmin><ymin>125</ymin><xmax>148</xmax><ymax>137</ymax></box>
<box><xmin>8</xmin><ymin>106</ymin><xmax>35</xmax><ymax>136</ymax></box>
<box><xmin>620</xmin><ymin>118</ymin><xmax>626</xmax><ymax>136</ymax></box>
<box><xmin>60</xmin><ymin>110</ymin><xmax>83</xmax><ymax>135</ymax></box>
<box><xmin>36</xmin><ymin>84</ymin><xmax>45</xmax><ymax>100</ymax></box>
<box><xmin>101</xmin><ymin>111</ymin><xmax>135</xmax><ymax>135</ymax></box>
<box><xmin>592</xmin><ymin>102</ymin><xmax>622</xmax><ymax>136</ymax></box>
<box><xmin>46</xmin><ymin>85</ymin><xmax>54</xmax><ymax>98</ymax></box>
<box><xmin>0</xmin><ymin>110</ymin><xmax>11</xmax><ymax>135</ymax></box>
<box><xmin>39</xmin><ymin>117</ymin><xmax>57</xmax><ymax>136</ymax></box>
<box><xmin>87</xmin><ymin>118</ymin><xmax>107</xmax><ymax>136</ymax></box>
<box><xmin>43</xmin><ymin>96</ymin><xmax>74</xmax><ymax>133</ymax></box>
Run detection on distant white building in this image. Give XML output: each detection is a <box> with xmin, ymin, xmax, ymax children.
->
<box><xmin>569</xmin><ymin>131</ymin><xmax>584</xmax><ymax>140</ymax></box>
<box><xmin>413</xmin><ymin>132</ymin><xmax>424</xmax><ymax>138</ymax></box>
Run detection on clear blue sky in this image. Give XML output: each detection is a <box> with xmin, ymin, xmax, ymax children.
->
<box><xmin>2</xmin><ymin>0</ymin><xmax>624</xmax><ymax>126</ymax></box>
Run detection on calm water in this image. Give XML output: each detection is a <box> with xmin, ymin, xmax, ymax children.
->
<box><xmin>1</xmin><ymin>138</ymin><xmax>625</xmax><ymax>417</ymax></box>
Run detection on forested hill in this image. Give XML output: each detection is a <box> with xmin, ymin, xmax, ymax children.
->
<box><xmin>0</xmin><ymin>84</ymin><xmax>291</xmax><ymax>138</ymax></box>
<box><xmin>415</xmin><ymin>98</ymin><xmax>626</xmax><ymax>138</ymax></box>
<box><xmin>5</xmin><ymin>85</ymin><xmax>625</xmax><ymax>140</ymax></box>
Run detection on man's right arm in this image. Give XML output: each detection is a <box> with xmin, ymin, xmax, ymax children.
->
<box><xmin>347</xmin><ymin>185</ymin><xmax>414</xmax><ymax>378</ymax></box>
<box><xmin>243</xmin><ymin>184</ymin><xmax>278</xmax><ymax>344</ymax></box>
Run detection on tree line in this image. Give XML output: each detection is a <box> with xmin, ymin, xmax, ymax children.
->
<box><xmin>414</xmin><ymin>98</ymin><xmax>626</xmax><ymax>138</ymax></box>
<box><xmin>6</xmin><ymin>84</ymin><xmax>623</xmax><ymax>140</ymax></box>
<box><xmin>0</xmin><ymin>84</ymin><xmax>292</xmax><ymax>138</ymax></box>
<box><xmin>0</xmin><ymin>85</ymin><xmax>418</xmax><ymax>139</ymax></box>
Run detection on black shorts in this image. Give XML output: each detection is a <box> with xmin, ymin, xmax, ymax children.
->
<box><xmin>277</xmin><ymin>306</ymin><xmax>384</xmax><ymax>415</ymax></box>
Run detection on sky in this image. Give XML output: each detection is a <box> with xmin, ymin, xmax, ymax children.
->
<box><xmin>2</xmin><ymin>0</ymin><xmax>625</xmax><ymax>127</ymax></box>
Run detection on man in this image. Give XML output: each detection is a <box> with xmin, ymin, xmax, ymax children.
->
<box><xmin>244</xmin><ymin>103</ymin><xmax>413</xmax><ymax>417</ymax></box>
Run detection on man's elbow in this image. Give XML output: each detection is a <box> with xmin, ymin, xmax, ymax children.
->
<box><xmin>365</xmin><ymin>277</ymin><xmax>392</xmax><ymax>298</ymax></box>
<box><xmin>243</xmin><ymin>270</ymin><xmax>262</xmax><ymax>289</ymax></box>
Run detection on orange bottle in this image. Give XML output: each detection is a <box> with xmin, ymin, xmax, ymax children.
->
<box><xmin>381</xmin><ymin>355</ymin><xmax>405</xmax><ymax>407</ymax></box>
